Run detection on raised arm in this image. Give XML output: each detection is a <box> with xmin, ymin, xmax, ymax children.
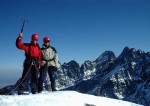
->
<box><xmin>16</xmin><ymin>33</ymin><xmax>27</xmax><ymax>50</ymax></box>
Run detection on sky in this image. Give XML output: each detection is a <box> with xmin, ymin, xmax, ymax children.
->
<box><xmin>0</xmin><ymin>91</ymin><xmax>142</xmax><ymax>106</ymax></box>
<box><xmin>0</xmin><ymin>0</ymin><xmax>150</xmax><ymax>85</ymax></box>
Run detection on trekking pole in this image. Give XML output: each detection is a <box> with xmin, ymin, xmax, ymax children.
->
<box><xmin>20</xmin><ymin>19</ymin><xmax>28</xmax><ymax>33</ymax></box>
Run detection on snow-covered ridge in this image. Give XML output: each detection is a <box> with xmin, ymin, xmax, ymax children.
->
<box><xmin>0</xmin><ymin>91</ymin><xmax>142</xmax><ymax>106</ymax></box>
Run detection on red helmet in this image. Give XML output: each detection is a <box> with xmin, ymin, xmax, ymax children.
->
<box><xmin>43</xmin><ymin>36</ymin><xmax>50</xmax><ymax>42</ymax></box>
<box><xmin>32</xmin><ymin>34</ymin><xmax>39</xmax><ymax>40</ymax></box>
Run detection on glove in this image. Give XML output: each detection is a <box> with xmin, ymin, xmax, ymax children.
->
<box><xmin>18</xmin><ymin>33</ymin><xmax>23</xmax><ymax>37</ymax></box>
<box><xmin>38</xmin><ymin>65</ymin><xmax>41</xmax><ymax>69</ymax></box>
<box><xmin>56</xmin><ymin>62</ymin><xmax>60</xmax><ymax>69</ymax></box>
<box><xmin>42</xmin><ymin>61</ymin><xmax>46</xmax><ymax>66</ymax></box>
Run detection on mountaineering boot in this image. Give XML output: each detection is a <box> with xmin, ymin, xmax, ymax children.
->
<box><xmin>38</xmin><ymin>84</ymin><xmax>43</xmax><ymax>93</ymax></box>
<box><xmin>31</xmin><ymin>88</ymin><xmax>38</xmax><ymax>94</ymax></box>
<box><xmin>52</xmin><ymin>88</ymin><xmax>57</xmax><ymax>91</ymax></box>
<box><xmin>18</xmin><ymin>90</ymin><xmax>30</xmax><ymax>95</ymax></box>
<box><xmin>51</xmin><ymin>82</ymin><xmax>57</xmax><ymax>91</ymax></box>
<box><xmin>32</xmin><ymin>91</ymin><xmax>37</xmax><ymax>94</ymax></box>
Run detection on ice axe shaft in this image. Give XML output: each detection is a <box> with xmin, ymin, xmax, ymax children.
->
<box><xmin>20</xmin><ymin>20</ymin><xmax>28</xmax><ymax>33</ymax></box>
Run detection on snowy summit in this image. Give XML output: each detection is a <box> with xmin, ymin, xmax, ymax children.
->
<box><xmin>0</xmin><ymin>91</ymin><xmax>142</xmax><ymax>106</ymax></box>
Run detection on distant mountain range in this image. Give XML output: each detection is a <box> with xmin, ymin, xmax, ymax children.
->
<box><xmin>1</xmin><ymin>46</ymin><xmax>150</xmax><ymax>106</ymax></box>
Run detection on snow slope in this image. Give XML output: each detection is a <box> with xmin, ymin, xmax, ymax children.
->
<box><xmin>0</xmin><ymin>91</ymin><xmax>142</xmax><ymax>106</ymax></box>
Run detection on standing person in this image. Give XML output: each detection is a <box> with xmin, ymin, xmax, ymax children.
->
<box><xmin>16</xmin><ymin>33</ymin><xmax>41</xmax><ymax>94</ymax></box>
<box><xmin>38</xmin><ymin>36</ymin><xmax>59</xmax><ymax>93</ymax></box>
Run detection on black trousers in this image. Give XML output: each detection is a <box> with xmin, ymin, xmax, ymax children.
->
<box><xmin>18</xmin><ymin>59</ymin><xmax>39</xmax><ymax>94</ymax></box>
<box><xmin>38</xmin><ymin>66</ymin><xmax>57</xmax><ymax>92</ymax></box>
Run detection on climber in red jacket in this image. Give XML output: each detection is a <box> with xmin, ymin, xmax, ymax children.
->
<box><xmin>16</xmin><ymin>32</ymin><xmax>42</xmax><ymax>95</ymax></box>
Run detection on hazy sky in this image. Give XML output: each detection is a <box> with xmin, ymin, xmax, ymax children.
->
<box><xmin>0</xmin><ymin>0</ymin><xmax>150</xmax><ymax>85</ymax></box>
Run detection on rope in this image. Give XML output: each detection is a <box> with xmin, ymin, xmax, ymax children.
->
<box><xmin>4</xmin><ymin>61</ymin><xmax>34</xmax><ymax>95</ymax></box>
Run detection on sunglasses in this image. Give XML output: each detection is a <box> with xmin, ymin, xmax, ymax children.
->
<box><xmin>44</xmin><ymin>41</ymin><xmax>50</xmax><ymax>43</ymax></box>
<box><xmin>32</xmin><ymin>39</ymin><xmax>38</xmax><ymax>41</ymax></box>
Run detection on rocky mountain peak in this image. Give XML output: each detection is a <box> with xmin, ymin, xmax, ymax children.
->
<box><xmin>95</xmin><ymin>51</ymin><xmax>116</xmax><ymax>64</ymax></box>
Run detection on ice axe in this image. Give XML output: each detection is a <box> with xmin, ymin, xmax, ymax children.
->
<box><xmin>20</xmin><ymin>19</ymin><xmax>28</xmax><ymax>33</ymax></box>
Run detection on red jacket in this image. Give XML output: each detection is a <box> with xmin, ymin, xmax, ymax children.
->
<box><xmin>16</xmin><ymin>36</ymin><xmax>42</xmax><ymax>66</ymax></box>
